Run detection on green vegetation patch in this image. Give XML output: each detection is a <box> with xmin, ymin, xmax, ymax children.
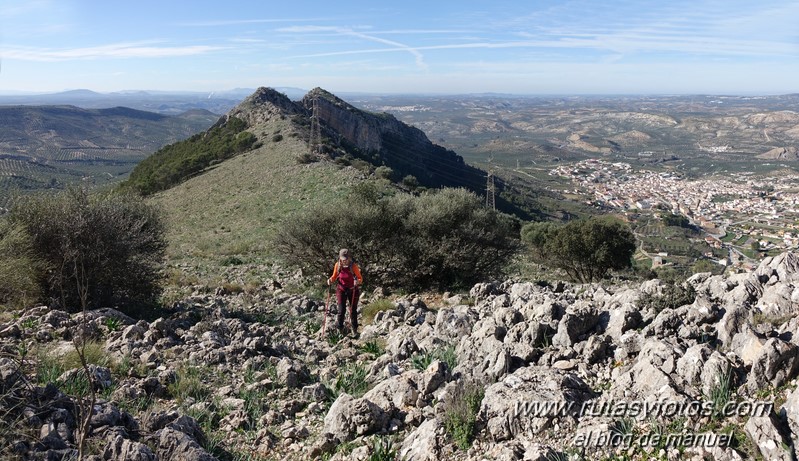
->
<box><xmin>7</xmin><ymin>188</ymin><xmax>166</xmax><ymax>314</ymax></box>
<box><xmin>125</xmin><ymin>116</ymin><xmax>258</xmax><ymax>195</ymax></box>
<box><xmin>443</xmin><ymin>381</ymin><xmax>484</xmax><ymax>450</ymax></box>
<box><xmin>275</xmin><ymin>186</ymin><xmax>520</xmax><ymax>291</ymax></box>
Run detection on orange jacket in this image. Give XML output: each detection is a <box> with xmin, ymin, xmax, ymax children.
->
<box><xmin>328</xmin><ymin>261</ymin><xmax>363</xmax><ymax>286</ymax></box>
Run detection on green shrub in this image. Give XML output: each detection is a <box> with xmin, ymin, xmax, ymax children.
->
<box><xmin>327</xmin><ymin>328</ymin><xmax>345</xmax><ymax>346</ymax></box>
<box><xmin>360</xmin><ymin>340</ymin><xmax>385</xmax><ymax>355</ymax></box>
<box><xmin>237</xmin><ymin>387</ymin><xmax>269</xmax><ymax>427</ymax></box>
<box><xmin>59</xmin><ymin>371</ymin><xmax>92</xmax><ymax>397</ymax></box>
<box><xmin>368</xmin><ymin>437</ymin><xmax>396</xmax><ymax>461</ymax></box>
<box><xmin>36</xmin><ymin>352</ymin><xmax>66</xmax><ymax>386</ymax></box>
<box><xmin>411</xmin><ymin>351</ymin><xmax>435</xmax><ymax>371</ymax></box>
<box><xmin>61</xmin><ymin>341</ymin><xmax>113</xmax><ymax>369</ymax></box>
<box><xmin>521</xmin><ymin>216</ymin><xmax>636</xmax><ymax>283</ymax></box>
<box><xmin>333</xmin><ymin>362</ymin><xmax>370</xmax><ymax>398</ymax></box>
<box><xmin>705</xmin><ymin>370</ymin><xmax>733</xmax><ymax>420</ymax></box>
<box><xmin>401</xmin><ymin>175</ymin><xmax>419</xmax><ymax>189</ymax></box>
<box><xmin>443</xmin><ymin>381</ymin><xmax>484</xmax><ymax>450</ymax></box>
<box><xmin>104</xmin><ymin>317</ymin><xmax>122</xmax><ymax>332</ymax></box>
<box><xmin>0</xmin><ymin>221</ymin><xmax>44</xmax><ymax>309</ymax></box>
<box><xmin>274</xmin><ymin>187</ymin><xmax>519</xmax><ymax>290</ymax></box>
<box><xmin>434</xmin><ymin>344</ymin><xmax>458</xmax><ymax>371</ymax></box>
<box><xmin>113</xmin><ymin>354</ymin><xmax>148</xmax><ymax>379</ymax></box>
<box><xmin>296</xmin><ymin>152</ymin><xmax>316</xmax><ymax>164</ymax></box>
<box><xmin>35</xmin><ymin>343</ymin><xmax>113</xmax><ymax>395</ymax></box>
<box><xmin>220</xmin><ymin>255</ymin><xmax>244</xmax><ymax>266</ymax></box>
<box><xmin>411</xmin><ymin>344</ymin><xmax>457</xmax><ymax>371</ymax></box>
<box><xmin>375</xmin><ymin>166</ymin><xmax>393</xmax><ymax>180</ymax></box>
<box><xmin>9</xmin><ymin>188</ymin><xmax>166</xmax><ymax>315</ymax></box>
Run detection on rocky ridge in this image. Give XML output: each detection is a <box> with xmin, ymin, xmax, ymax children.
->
<box><xmin>2</xmin><ymin>253</ymin><xmax>799</xmax><ymax>460</ymax></box>
<box><xmin>223</xmin><ymin>87</ymin><xmax>488</xmax><ymax>195</ymax></box>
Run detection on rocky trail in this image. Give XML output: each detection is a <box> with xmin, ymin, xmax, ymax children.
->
<box><xmin>2</xmin><ymin>253</ymin><xmax>799</xmax><ymax>460</ymax></box>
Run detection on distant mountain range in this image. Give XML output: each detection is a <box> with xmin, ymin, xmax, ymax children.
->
<box><xmin>0</xmin><ymin>88</ymin><xmax>304</xmax><ymax>115</ymax></box>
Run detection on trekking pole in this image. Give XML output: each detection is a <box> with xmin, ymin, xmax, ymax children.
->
<box><xmin>321</xmin><ymin>282</ymin><xmax>331</xmax><ymax>337</ymax></box>
<box><xmin>347</xmin><ymin>284</ymin><xmax>357</xmax><ymax>335</ymax></box>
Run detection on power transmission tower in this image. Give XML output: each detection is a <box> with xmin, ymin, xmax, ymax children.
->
<box><xmin>309</xmin><ymin>97</ymin><xmax>322</xmax><ymax>155</ymax></box>
<box><xmin>486</xmin><ymin>156</ymin><xmax>496</xmax><ymax>210</ymax></box>
<box><xmin>486</xmin><ymin>172</ymin><xmax>496</xmax><ymax>210</ymax></box>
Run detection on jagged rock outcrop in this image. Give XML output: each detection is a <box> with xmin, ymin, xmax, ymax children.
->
<box><xmin>225</xmin><ymin>87</ymin><xmax>304</xmax><ymax>127</ymax></box>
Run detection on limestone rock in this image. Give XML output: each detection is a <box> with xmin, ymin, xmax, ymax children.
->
<box><xmin>398</xmin><ymin>418</ymin><xmax>442</xmax><ymax>461</ymax></box>
<box><xmin>153</xmin><ymin>427</ymin><xmax>217</xmax><ymax>461</ymax></box>
<box><xmin>480</xmin><ymin>366</ymin><xmax>594</xmax><ymax>442</ymax></box>
<box><xmin>102</xmin><ymin>435</ymin><xmax>156</xmax><ymax>461</ymax></box>
<box><xmin>323</xmin><ymin>394</ymin><xmax>389</xmax><ymax>442</ymax></box>
<box><xmin>744</xmin><ymin>415</ymin><xmax>795</xmax><ymax>461</ymax></box>
<box><xmin>551</xmin><ymin>302</ymin><xmax>600</xmax><ymax>348</ymax></box>
<box><xmin>748</xmin><ymin>338</ymin><xmax>799</xmax><ymax>391</ymax></box>
<box><xmin>782</xmin><ymin>386</ymin><xmax>799</xmax><ymax>447</ymax></box>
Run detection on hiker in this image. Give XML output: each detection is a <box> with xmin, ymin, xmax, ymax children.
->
<box><xmin>327</xmin><ymin>248</ymin><xmax>363</xmax><ymax>335</ymax></box>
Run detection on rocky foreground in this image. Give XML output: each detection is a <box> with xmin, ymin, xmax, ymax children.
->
<box><xmin>2</xmin><ymin>253</ymin><xmax>799</xmax><ymax>460</ymax></box>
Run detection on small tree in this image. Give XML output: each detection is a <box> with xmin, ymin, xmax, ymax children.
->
<box><xmin>9</xmin><ymin>188</ymin><xmax>166</xmax><ymax>315</ymax></box>
<box><xmin>375</xmin><ymin>165</ymin><xmax>393</xmax><ymax>180</ymax></box>
<box><xmin>402</xmin><ymin>175</ymin><xmax>420</xmax><ymax>189</ymax></box>
<box><xmin>522</xmin><ymin>216</ymin><xmax>636</xmax><ymax>283</ymax></box>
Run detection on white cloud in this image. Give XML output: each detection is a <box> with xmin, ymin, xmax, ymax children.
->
<box><xmin>177</xmin><ymin>18</ymin><xmax>333</xmax><ymax>27</ymax></box>
<box><xmin>279</xmin><ymin>26</ymin><xmax>427</xmax><ymax>70</ymax></box>
<box><xmin>3</xmin><ymin>42</ymin><xmax>225</xmax><ymax>61</ymax></box>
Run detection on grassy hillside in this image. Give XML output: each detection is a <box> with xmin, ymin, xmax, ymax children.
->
<box><xmin>152</xmin><ymin>117</ymin><xmax>365</xmax><ymax>267</ymax></box>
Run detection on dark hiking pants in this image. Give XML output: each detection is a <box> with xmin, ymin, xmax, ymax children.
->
<box><xmin>336</xmin><ymin>284</ymin><xmax>359</xmax><ymax>332</ymax></box>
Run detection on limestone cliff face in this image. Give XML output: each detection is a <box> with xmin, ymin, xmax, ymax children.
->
<box><xmin>297</xmin><ymin>87</ymin><xmax>486</xmax><ymax>192</ymax></box>
<box><xmin>301</xmin><ymin>87</ymin><xmax>428</xmax><ymax>153</ymax></box>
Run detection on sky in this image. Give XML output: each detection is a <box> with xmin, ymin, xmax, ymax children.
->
<box><xmin>1</xmin><ymin>0</ymin><xmax>798</xmax><ymax>95</ymax></box>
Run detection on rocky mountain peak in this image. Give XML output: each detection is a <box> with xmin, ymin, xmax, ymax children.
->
<box><xmin>220</xmin><ymin>86</ymin><xmax>493</xmax><ymax>201</ymax></box>
<box><xmin>225</xmin><ymin>86</ymin><xmax>304</xmax><ymax>127</ymax></box>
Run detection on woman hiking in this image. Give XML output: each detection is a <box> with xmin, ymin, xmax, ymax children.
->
<box><xmin>328</xmin><ymin>248</ymin><xmax>363</xmax><ymax>337</ymax></box>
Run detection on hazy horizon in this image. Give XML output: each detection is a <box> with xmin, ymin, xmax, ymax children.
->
<box><xmin>1</xmin><ymin>1</ymin><xmax>798</xmax><ymax>96</ymax></box>
<box><xmin>1</xmin><ymin>88</ymin><xmax>796</xmax><ymax>99</ymax></box>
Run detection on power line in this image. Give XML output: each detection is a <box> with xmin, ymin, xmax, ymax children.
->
<box><xmin>309</xmin><ymin>97</ymin><xmax>322</xmax><ymax>155</ymax></box>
